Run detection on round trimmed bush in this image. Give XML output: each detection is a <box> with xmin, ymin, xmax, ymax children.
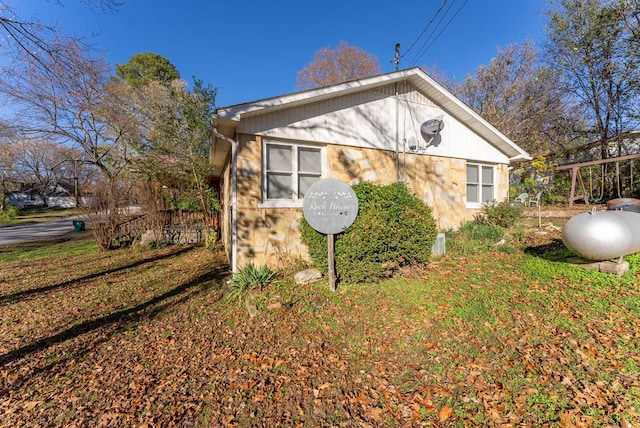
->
<box><xmin>301</xmin><ymin>181</ymin><xmax>437</xmax><ymax>284</ymax></box>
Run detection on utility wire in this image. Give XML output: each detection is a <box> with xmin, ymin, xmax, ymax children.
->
<box><xmin>400</xmin><ymin>0</ymin><xmax>450</xmax><ymax>59</ymax></box>
<box><xmin>409</xmin><ymin>0</ymin><xmax>470</xmax><ymax>68</ymax></box>
<box><xmin>408</xmin><ymin>0</ymin><xmax>457</xmax><ymax>65</ymax></box>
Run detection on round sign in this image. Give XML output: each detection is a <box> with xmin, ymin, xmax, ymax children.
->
<box><xmin>302</xmin><ymin>179</ymin><xmax>358</xmax><ymax>235</ymax></box>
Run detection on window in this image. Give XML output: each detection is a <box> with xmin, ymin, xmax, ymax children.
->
<box><xmin>466</xmin><ymin>163</ymin><xmax>494</xmax><ymax>205</ymax></box>
<box><xmin>263</xmin><ymin>141</ymin><xmax>324</xmax><ymax>206</ymax></box>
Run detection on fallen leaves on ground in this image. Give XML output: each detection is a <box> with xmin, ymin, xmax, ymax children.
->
<box><xmin>1</xmin><ymin>232</ymin><xmax>639</xmax><ymax>427</ymax></box>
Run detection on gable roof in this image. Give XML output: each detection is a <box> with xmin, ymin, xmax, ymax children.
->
<box><xmin>211</xmin><ymin>67</ymin><xmax>531</xmax><ymax>174</ymax></box>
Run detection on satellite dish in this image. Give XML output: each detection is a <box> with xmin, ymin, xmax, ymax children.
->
<box><xmin>420</xmin><ymin>117</ymin><xmax>444</xmax><ymax>140</ymax></box>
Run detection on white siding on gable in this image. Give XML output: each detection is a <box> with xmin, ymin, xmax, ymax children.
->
<box><xmin>237</xmin><ymin>82</ymin><xmax>511</xmax><ymax>164</ymax></box>
<box><xmin>238</xmin><ymin>88</ymin><xmax>393</xmax><ymax>149</ymax></box>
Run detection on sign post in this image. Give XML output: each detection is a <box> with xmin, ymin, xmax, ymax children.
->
<box><xmin>327</xmin><ymin>233</ymin><xmax>336</xmax><ymax>290</ymax></box>
<box><xmin>302</xmin><ymin>179</ymin><xmax>358</xmax><ymax>291</ymax></box>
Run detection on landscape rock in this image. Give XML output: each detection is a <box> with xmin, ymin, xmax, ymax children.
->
<box><xmin>139</xmin><ymin>230</ymin><xmax>157</xmax><ymax>246</ymax></box>
<box><xmin>294</xmin><ymin>268</ymin><xmax>322</xmax><ymax>284</ymax></box>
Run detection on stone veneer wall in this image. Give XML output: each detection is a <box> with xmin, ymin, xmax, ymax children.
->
<box><xmin>219</xmin><ymin>154</ymin><xmax>233</xmax><ymax>265</ymax></box>
<box><xmin>233</xmin><ymin>136</ymin><xmax>310</xmax><ymax>270</ymax></box>
<box><xmin>232</xmin><ymin>138</ymin><xmax>509</xmax><ymax>269</ymax></box>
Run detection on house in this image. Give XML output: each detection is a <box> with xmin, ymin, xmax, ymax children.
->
<box><xmin>556</xmin><ymin>130</ymin><xmax>640</xmax><ymax>166</ymax></box>
<box><xmin>210</xmin><ymin>67</ymin><xmax>531</xmax><ymax>272</ymax></box>
<box><xmin>5</xmin><ymin>182</ymin><xmax>77</xmax><ymax>208</ymax></box>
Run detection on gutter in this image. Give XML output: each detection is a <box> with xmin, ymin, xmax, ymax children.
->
<box><xmin>211</xmin><ymin>124</ymin><xmax>239</xmax><ymax>273</ymax></box>
<box><xmin>509</xmin><ymin>152</ymin><xmax>533</xmax><ymax>162</ymax></box>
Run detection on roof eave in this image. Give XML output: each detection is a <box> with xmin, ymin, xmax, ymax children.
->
<box><xmin>214</xmin><ymin>67</ymin><xmax>531</xmax><ymax>162</ymax></box>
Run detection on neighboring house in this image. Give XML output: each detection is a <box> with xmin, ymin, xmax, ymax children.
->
<box><xmin>5</xmin><ymin>183</ymin><xmax>76</xmax><ymax>208</ymax></box>
<box><xmin>211</xmin><ymin>67</ymin><xmax>531</xmax><ymax>272</ymax></box>
<box><xmin>556</xmin><ymin>130</ymin><xmax>640</xmax><ymax>166</ymax></box>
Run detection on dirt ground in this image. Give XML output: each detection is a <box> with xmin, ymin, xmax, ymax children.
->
<box><xmin>521</xmin><ymin>203</ymin><xmax>607</xmax><ymax>225</ymax></box>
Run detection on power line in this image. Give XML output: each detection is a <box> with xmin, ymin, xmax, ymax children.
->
<box><xmin>409</xmin><ymin>0</ymin><xmax>470</xmax><ymax>68</ymax></box>
<box><xmin>407</xmin><ymin>0</ymin><xmax>457</xmax><ymax>66</ymax></box>
<box><xmin>400</xmin><ymin>0</ymin><xmax>451</xmax><ymax>59</ymax></box>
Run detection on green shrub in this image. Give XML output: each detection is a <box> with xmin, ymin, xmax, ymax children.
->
<box><xmin>0</xmin><ymin>205</ymin><xmax>19</xmax><ymax>222</ymax></box>
<box><xmin>147</xmin><ymin>239</ymin><xmax>171</xmax><ymax>249</ymax></box>
<box><xmin>474</xmin><ymin>200</ymin><xmax>522</xmax><ymax>228</ymax></box>
<box><xmin>301</xmin><ymin>181</ymin><xmax>437</xmax><ymax>284</ymax></box>
<box><xmin>226</xmin><ymin>262</ymin><xmax>277</xmax><ymax>305</ymax></box>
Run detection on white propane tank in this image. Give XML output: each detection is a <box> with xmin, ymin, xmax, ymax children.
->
<box><xmin>561</xmin><ymin>209</ymin><xmax>640</xmax><ymax>260</ymax></box>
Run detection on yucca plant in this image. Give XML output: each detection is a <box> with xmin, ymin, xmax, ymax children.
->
<box><xmin>225</xmin><ymin>262</ymin><xmax>277</xmax><ymax>305</ymax></box>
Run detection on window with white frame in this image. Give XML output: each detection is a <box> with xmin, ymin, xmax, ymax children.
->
<box><xmin>263</xmin><ymin>140</ymin><xmax>324</xmax><ymax>205</ymax></box>
<box><xmin>466</xmin><ymin>163</ymin><xmax>495</xmax><ymax>205</ymax></box>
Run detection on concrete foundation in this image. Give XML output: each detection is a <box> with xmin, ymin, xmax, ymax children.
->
<box><xmin>566</xmin><ymin>257</ymin><xmax>629</xmax><ymax>276</ymax></box>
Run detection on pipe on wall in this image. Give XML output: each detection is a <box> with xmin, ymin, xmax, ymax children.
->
<box><xmin>211</xmin><ymin>127</ymin><xmax>239</xmax><ymax>273</ymax></box>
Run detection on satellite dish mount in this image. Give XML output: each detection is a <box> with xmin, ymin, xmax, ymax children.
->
<box><xmin>408</xmin><ymin>116</ymin><xmax>444</xmax><ymax>153</ymax></box>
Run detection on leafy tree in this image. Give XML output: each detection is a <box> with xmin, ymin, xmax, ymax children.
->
<box><xmin>296</xmin><ymin>41</ymin><xmax>381</xmax><ymax>90</ymax></box>
<box><xmin>545</xmin><ymin>0</ymin><xmax>640</xmax><ymax>159</ymax></box>
<box><xmin>115</xmin><ymin>52</ymin><xmax>181</xmax><ymax>86</ymax></box>
<box><xmin>112</xmin><ymin>53</ymin><xmax>218</xmax><ymax>241</ymax></box>
<box><xmin>454</xmin><ymin>41</ymin><xmax>581</xmax><ymax>157</ymax></box>
<box><xmin>149</xmin><ymin>78</ymin><xmax>219</xmax><ymax>242</ymax></box>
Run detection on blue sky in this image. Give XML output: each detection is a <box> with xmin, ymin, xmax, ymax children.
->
<box><xmin>13</xmin><ymin>0</ymin><xmax>548</xmax><ymax>107</ymax></box>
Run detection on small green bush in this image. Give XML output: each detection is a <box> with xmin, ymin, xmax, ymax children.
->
<box><xmin>147</xmin><ymin>239</ymin><xmax>171</xmax><ymax>249</ymax></box>
<box><xmin>0</xmin><ymin>205</ymin><xmax>19</xmax><ymax>222</ymax></box>
<box><xmin>226</xmin><ymin>262</ymin><xmax>277</xmax><ymax>305</ymax></box>
<box><xmin>301</xmin><ymin>181</ymin><xmax>437</xmax><ymax>284</ymax></box>
<box><xmin>474</xmin><ymin>200</ymin><xmax>522</xmax><ymax>228</ymax></box>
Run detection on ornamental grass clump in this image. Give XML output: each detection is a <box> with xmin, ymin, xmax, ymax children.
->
<box><xmin>301</xmin><ymin>181</ymin><xmax>437</xmax><ymax>284</ymax></box>
<box><xmin>226</xmin><ymin>262</ymin><xmax>277</xmax><ymax>305</ymax></box>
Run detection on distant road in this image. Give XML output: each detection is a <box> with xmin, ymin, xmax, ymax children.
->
<box><xmin>0</xmin><ymin>216</ymin><xmax>90</xmax><ymax>246</ymax></box>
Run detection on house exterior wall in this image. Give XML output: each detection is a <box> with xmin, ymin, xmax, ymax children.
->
<box><xmin>212</xmin><ymin>70</ymin><xmax>528</xmax><ymax>272</ymax></box>
<box><xmin>6</xmin><ymin>193</ymin><xmax>76</xmax><ymax>208</ymax></box>
<box><xmin>237</xmin><ymin>83</ymin><xmax>512</xmax><ymax>165</ymax></box>
<box><xmin>232</xmin><ymin>135</ymin><xmax>310</xmax><ymax>268</ymax></box>
<box><xmin>229</xmin><ymin>135</ymin><xmax>510</xmax><ymax>270</ymax></box>
<box><xmin>220</xmin><ymin>152</ymin><xmax>233</xmax><ymax>265</ymax></box>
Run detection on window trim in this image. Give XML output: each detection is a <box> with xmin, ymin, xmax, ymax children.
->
<box><xmin>259</xmin><ymin>140</ymin><xmax>326</xmax><ymax>208</ymax></box>
<box><xmin>465</xmin><ymin>162</ymin><xmax>495</xmax><ymax>208</ymax></box>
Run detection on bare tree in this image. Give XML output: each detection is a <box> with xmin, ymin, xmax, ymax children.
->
<box><xmin>0</xmin><ymin>130</ymin><xmax>17</xmax><ymax>211</ymax></box>
<box><xmin>0</xmin><ymin>37</ymin><xmax>137</xmax><ymax>247</ymax></box>
<box><xmin>6</xmin><ymin>137</ymin><xmax>67</xmax><ymax>207</ymax></box>
<box><xmin>0</xmin><ymin>38</ymin><xmax>134</xmax><ymax>182</ymax></box>
<box><xmin>454</xmin><ymin>41</ymin><xmax>581</xmax><ymax>157</ymax></box>
<box><xmin>0</xmin><ymin>1</ymin><xmax>122</xmax><ymax>66</ymax></box>
<box><xmin>545</xmin><ymin>0</ymin><xmax>640</xmax><ymax>159</ymax></box>
<box><xmin>296</xmin><ymin>41</ymin><xmax>382</xmax><ymax>90</ymax></box>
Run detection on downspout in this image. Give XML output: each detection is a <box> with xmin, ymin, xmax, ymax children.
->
<box><xmin>211</xmin><ymin>126</ymin><xmax>239</xmax><ymax>273</ymax></box>
<box><xmin>395</xmin><ymin>82</ymin><xmax>399</xmax><ymax>182</ymax></box>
